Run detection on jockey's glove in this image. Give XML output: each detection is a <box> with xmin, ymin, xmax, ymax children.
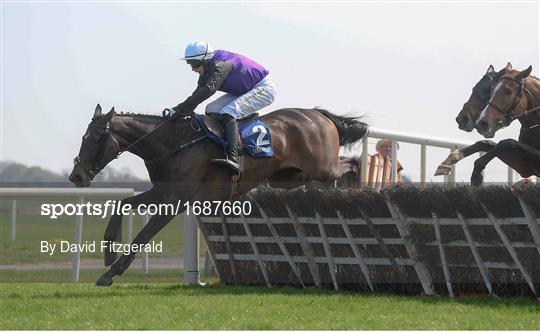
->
<box><xmin>163</xmin><ymin>107</ymin><xmax>191</xmax><ymax>119</ymax></box>
<box><xmin>170</xmin><ymin>105</ymin><xmax>193</xmax><ymax>119</ymax></box>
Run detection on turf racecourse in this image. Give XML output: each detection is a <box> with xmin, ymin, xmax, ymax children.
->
<box><xmin>1</xmin><ymin>282</ymin><xmax>539</xmax><ymax>330</ymax></box>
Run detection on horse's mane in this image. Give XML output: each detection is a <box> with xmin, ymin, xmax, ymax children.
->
<box><xmin>114</xmin><ymin>112</ymin><xmax>164</xmax><ymax>119</ymax></box>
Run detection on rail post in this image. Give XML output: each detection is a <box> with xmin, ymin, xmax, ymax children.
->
<box><xmin>141</xmin><ymin>212</ymin><xmax>149</xmax><ymax>274</ymax></box>
<box><xmin>184</xmin><ymin>212</ymin><xmax>203</xmax><ymax>285</ymax></box>
<box><xmin>420</xmin><ymin>144</ymin><xmax>427</xmax><ymax>187</ymax></box>
<box><xmin>72</xmin><ymin>196</ymin><xmax>84</xmax><ymax>283</ymax></box>
<box><xmin>507</xmin><ymin>167</ymin><xmax>514</xmax><ymax>185</ymax></box>
<box><xmin>127</xmin><ymin>214</ymin><xmax>133</xmax><ymax>243</ymax></box>
<box><xmin>10</xmin><ymin>200</ymin><xmax>16</xmax><ymax>241</ymax></box>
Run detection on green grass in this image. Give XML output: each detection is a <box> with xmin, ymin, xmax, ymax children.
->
<box><xmin>1</xmin><ymin>198</ymin><xmax>206</xmax><ymax>265</ymax></box>
<box><xmin>1</xmin><ymin>283</ymin><xmax>538</xmax><ymax>330</ymax></box>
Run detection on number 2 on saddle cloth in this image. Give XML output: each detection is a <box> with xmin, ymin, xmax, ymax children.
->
<box><xmin>194</xmin><ymin>114</ymin><xmax>273</xmax><ymax>198</ymax></box>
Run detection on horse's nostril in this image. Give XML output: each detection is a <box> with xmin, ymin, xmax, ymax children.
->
<box><xmin>456</xmin><ymin>116</ymin><xmax>469</xmax><ymax>126</ymax></box>
<box><xmin>70</xmin><ymin>174</ymin><xmax>81</xmax><ymax>183</ymax></box>
<box><xmin>476</xmin><ymin>120</ymin><xmax>488</xmax><ymax>130</ymax></box>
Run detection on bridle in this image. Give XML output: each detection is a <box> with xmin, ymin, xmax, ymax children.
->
<box><xmin>461</xmin><ymin>73</ymin><xmax>495</xmax><ymax>121</ymax></box>
<box><xmin>486</xmin><ymin>76</ymin><xmax>538</xmax><ymax>127</ymax></box>
<box><xmin>73</xmin><ymin>122</ymin><xmax>122</xmax><ymax>180</ymax></box>
<box><xmin>73</xmin><ymin>114</ymin><xmax>206</xmax><ymax>179</ymax></box>
<box><xmin>471</xmin><ymin>73</ymin><xmax>495</xmax><ymax>103</ymax></box>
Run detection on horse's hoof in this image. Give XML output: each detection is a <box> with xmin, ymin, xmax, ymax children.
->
<box><xmin>435</xmin><ymin>164</ymin><xmax>451</xmax><ymax>176</ymax></box>
<box><xmin>96</xmin><ymin>274</ymin><xmax>113</xmax><ymax>287</ymax></box>
<box><xmin>104</xmin><ymin>251</ymin><xmax>117</xmax><ymax>267</ymax></box>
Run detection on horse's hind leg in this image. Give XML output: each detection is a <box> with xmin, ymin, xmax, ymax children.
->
<box><xmin>103</xmin><ymin>189</ymin><xmax>158</xmax><ymax>266</ymax></box>
<box><xmin>435</xmin><ymin>140</ymin><xmax>497</xmax><ymax>176</ymax></box>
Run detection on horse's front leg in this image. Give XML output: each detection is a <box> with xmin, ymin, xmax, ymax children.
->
<box><xmin>103</xmin><ymin>189</ymin><xmax>159</xmax><ymax>266</ymax></box>
<box><xmin>473</xmin><ymin>139</ymin><xmax>540</xmax><ymax>186</ymax></box>
<box><xmin>96</xmin><ymin>196</ymin><xmax>183</xmax><ymax>286</ymax></box>
<box><xmin>435</xmin><ymin>140</ymin><xmax>497</xmax><ymax>176</ymax></box>
<box><xmin>470</xmin><ymin>139</ymin><xmax>530</xmax><ymax>186</ymax></box>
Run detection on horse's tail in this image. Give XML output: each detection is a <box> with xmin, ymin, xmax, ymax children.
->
<box><xmin>314</xmin><ymin>108</ymin><xmax>368</xmax><ymax>146</ymax></box>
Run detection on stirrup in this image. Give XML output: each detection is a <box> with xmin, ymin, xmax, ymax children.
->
<box><xmin>211</xmin><ymin>156</ymin><xmax>239</xmax><ymax>172</ymax></box>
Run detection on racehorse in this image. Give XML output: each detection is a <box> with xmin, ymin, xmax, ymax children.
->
<box><xmin>69</xmin><ymin>105</ymin><xmax>368</xmax><ymax>286</ymax></box>
<box><xmin>455</xmin><ymin>63</ymin><xmax>512</xmax><ymax>132</ymax></box>
<box><xmin>437</xmin><ymin>65</ymin><xmax>540</xmax><ymax>185</ymax></box>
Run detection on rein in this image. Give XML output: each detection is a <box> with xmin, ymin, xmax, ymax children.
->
<box><xmin>74</xmin><ymin>115</ymin><xmax>207</xmax><ymax>178</ymax></box>
<box><xmin>515</xmin><ymin>105</ymin><xmax>540</xmax><ymax>130</ymax></box>
<box><xmin>116</xmin><ymin>116</ymin><xmax>174</xmax><ymax>157</ymax></box>
<box><xmin>144</xmin><ymin>135</ymin><xmax>207</xmax><ymax>164</ymax></box>
<box><xmin>488</xmin><ymin>76</ymin><xmax>537</xmax><ymax>126</ymax></box>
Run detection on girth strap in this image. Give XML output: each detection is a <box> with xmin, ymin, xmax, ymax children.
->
<box><xmin>229</xmin><ymin>155</ymin><xmax>244</xmax><ymax>200</ymax></box>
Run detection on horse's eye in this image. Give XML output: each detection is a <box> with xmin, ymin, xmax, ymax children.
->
<box><xmin>505</xmin><ymin>89</ymin><xmax>512</xmax><ymax>95</ymax></box>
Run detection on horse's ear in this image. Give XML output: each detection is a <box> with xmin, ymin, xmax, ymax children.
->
<box><xmin>516</xmin><ymin>65</ymin><xmax>532</xmax><ymax>80</ymax></box>
<box><xmin>104</xmin><ymin>109</ymin><xmax>115</xmax><ymax>121</ymax></box>
<box><xmin>486</xmin><ymin>65</ymin><xmax>494</xmax><ymax>74</ymax></box>
<box><xmin>94</xmin><ymin>104</ymin><xmax>102</xmax><ymax>116</ymax></box>
<box><xmin>493</xmin><ymin>64</ymin><xmax>510</xmax><ymax>82</ymax></box>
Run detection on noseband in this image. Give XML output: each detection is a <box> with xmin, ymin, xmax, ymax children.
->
<box><xmin>486</xmin><ymin>76</ymin><xmax>536</xmax><ymax>126</ymax></box>
<box><xmin>73</xmin><ymin>123</ymin><xmax>121</xmax><ymax>180</ymax></box>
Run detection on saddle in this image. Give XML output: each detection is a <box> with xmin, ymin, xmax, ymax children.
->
<box><xmin>202</xmin><ymin>113</ymin><xmax>259</xmax><ymax>138</ymax></box>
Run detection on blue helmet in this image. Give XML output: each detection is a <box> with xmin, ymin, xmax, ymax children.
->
<box><xmin>180</xmin><ymin>41</ymin><xmax>215</xmax><ymax>61</ymax></box>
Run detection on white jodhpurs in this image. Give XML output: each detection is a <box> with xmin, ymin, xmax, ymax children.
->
<box><xmin>205</xmin><ymin>75</ymin><xmax>276</xmax><ymax>118</ymax></box>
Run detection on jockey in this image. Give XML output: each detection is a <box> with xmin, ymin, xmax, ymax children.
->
<box><xmin>165</xmin><ymin>41</ymin><xmax>276</xmax><ymax>172</ymax></box>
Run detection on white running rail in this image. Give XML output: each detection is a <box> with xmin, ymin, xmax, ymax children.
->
<box><xmin>361</xmin><ymin>126</ymin><xmax>523</xmax><ymax>185</ymax></box>
<box><xmin>0</xmin><ymin>187</ymin><xmax>202</xmax><ymax>285</ymax></box>
<box><xmin>1</xmin><ymin>188</ymin><xmax>134</xmax><ymax>282</ymax></box>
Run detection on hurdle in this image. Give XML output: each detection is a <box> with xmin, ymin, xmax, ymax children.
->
<box><xmin>197</xmin><ymin>183</ymin><xmax>540</xmax><ymax>297</ymax></box>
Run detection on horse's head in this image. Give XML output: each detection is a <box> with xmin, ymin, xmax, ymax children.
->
<box><xmin>69</xmin><ymin>104</ymin><xmax>119</xmax><ymax>187</ymax></box>
<box><xmin>456</xmin><ymin>63</ymin><xmax>512</xmax><ymax>132</ymax></box>
<box><xmin>476</xmin><ymin>66</ymin><xmax>533</xmax><ymax>138</ymax></box>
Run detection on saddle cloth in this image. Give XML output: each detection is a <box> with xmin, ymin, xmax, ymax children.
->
<box><xmin>194</xmin><ymin>114</ymin><xmax>273</xmax><ymax>158</ymax></box>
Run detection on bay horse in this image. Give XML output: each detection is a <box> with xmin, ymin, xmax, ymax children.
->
<box><xmin>437</xmin><ymin>65</ymin><xmax>540</xmax><ymax>185</ymax></box>
<box><xmin>69</xmin><ymin>105</ymin><xmax>368</xmax><ymax>286</ymax></box>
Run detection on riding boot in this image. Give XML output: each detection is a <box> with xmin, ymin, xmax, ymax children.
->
<box><xmin>211</xmin><ymin>115</ymin><xmax>240</xmax><ymax>172</ymax></box>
